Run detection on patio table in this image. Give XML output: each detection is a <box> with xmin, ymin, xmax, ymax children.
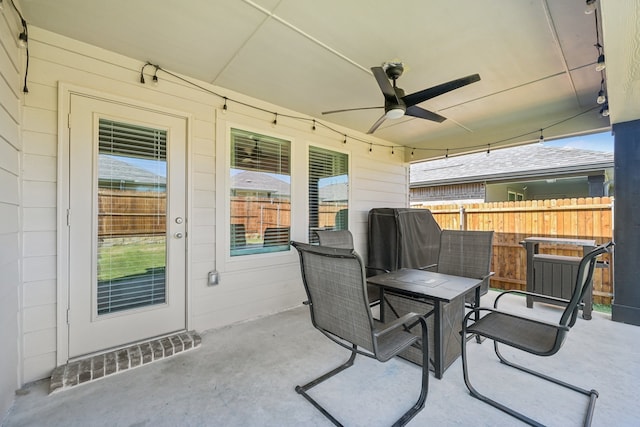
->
<box><xmin>367</xmin><ymin>268</ymin><xmax>483</xmax><ymax>379</ymax></box>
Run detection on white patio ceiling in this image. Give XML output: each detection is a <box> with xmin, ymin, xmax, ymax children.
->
<box><xmin>19</xmin><ymin>0</ymin><xmax>639</xmax><ymax>160</ymax></box>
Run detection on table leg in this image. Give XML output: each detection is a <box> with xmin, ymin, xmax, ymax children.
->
<box><xmin>433</xmin><ymin>301</ymin><xmax>443</xmax><ymax>379</ymax></box>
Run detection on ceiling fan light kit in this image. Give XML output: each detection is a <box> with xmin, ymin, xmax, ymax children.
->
<box><xmin>322</xmin><ymin>61</ymin><xmax>480</xmax><ymax>134</ymax></box>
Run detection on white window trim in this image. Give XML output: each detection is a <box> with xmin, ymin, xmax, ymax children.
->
<box><xmin>307</xmin><ymin>143</ymin><xmax>351</xmax><ymax>239</ymax></box>
<box><xmin>215</xmin><ymin>111</ymin><xmax>301</xmax><ymax>273</ymax></box>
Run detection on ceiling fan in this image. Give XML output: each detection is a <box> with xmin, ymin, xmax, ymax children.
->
<box><xmin>322</xmin><ymin>62</ymin><xmax>481</xmax><ymax>134</ymax></box>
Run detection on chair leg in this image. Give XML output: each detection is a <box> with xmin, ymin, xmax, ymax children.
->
<box><xmin>493</xmin><ymin>343</ymin><xmax>599</xmax><ymax>426</ymax></box>
<box><xmin>296</xmin><ymin>322</ymin><xmax>430</xmax><ymax>427</ymax></box>
<box><xmin>295</xmin><ymin>345</ymin><xmax>357</xmax><ymax>426</ymax></box>
<box><xmin>392</xmin><ymin>317</ymin><xmax>429</xmax><ymax>427</ymax></box>
<box><xmin>461</xmin><ymin>322</ymin><xmax>598</xmax><ymax>427</ymax></box>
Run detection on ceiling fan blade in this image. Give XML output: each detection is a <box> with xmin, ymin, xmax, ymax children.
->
<box><xmin>371</xmin><ymin>66</ymin><xmax>399</xmax><ymax>101</ymax></box>
<box><xmin>366</xmin><ymin>114</ymin><xmax>387</xmax><ymax>134</ymax></box>
<box><xmin>322</xmin><ymin>106</ymin><xmax>383</xmax><ymax>115</ymax></box>
<box><xmin>405</xmin><ymin>105</ymin><xmax>447</xmax><ymax>123</ymax></box>
<box><xmin>402</xmin><ymin>74</ymin><xmax>481</xmax><ymax>107</ymax></box>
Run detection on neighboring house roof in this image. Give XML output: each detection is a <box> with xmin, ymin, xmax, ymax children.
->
<box><xmin>410</xmin><ymin>144</ymin><xmax>613</xmax><ymax>187</ymax></box>
<box><xmin>98</xmin><ymin>155</ymin><xmax>166</xmax><ymax>186</ymax></box>
<box><xmin>319</xmin><ymin>182</ymin><xmax>348</xmax><ymax>202</ymax></box>
<box><xmin>231</xmin><ymin>170</ymin><xmax>290</xmax><ymax>196</ymax></box>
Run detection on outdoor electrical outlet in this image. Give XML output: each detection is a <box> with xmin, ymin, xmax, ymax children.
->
<box><xmin>208</xmin><ymin>270</ymin><xmax>219</xmax><ymax>286</ymax></box>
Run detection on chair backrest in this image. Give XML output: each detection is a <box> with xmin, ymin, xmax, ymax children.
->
<box><xmin>437</xmin><ymin>230</ymin><xmax>494</xmax><ymax>280</ymax></box>
<box><xmin>291</xmin><ymin>241</ymin><xmax>375</xmax><ymax>352</ymax></box>
<box><xmin>315</xmin><ymin>230</ymin><xmax>354</xmax><ymax>249</ymax></box>
<box><xmin>559</xmin><ymin>242</ymin><xmax>613</xmax><ymax>328</ymax></box>
<box><xmin>230</xmin><ymin>223</ymin><xmax>246</xmax><ymax>248</ymax></box>
<box><xmin>263</xmin><ymin>227</ymin><xmax>290</xmax><ymax>246</ymax></box>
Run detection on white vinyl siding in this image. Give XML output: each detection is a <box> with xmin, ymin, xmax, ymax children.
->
<box><xmin>14</xmin><ymin>25</ymin><xmax>409</xmax><ymax>385</ymax></box>
<box><xmin>0</xmin><ymin>9</ymin><xmax>22</xmax><ymax>418</ymax></box>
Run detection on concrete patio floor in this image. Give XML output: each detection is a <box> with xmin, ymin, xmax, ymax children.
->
<box><xmin>4</xmin><ymin>291</ymin><xmax>640</xmax><ymax>427</ymax></box>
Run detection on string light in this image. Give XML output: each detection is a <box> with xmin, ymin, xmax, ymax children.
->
<box><xmin>6</xmin><ymin>0</ymin><xmax>29</xmax><ymax>92</ymax></box>
<box><xmin>600</xmin><ymin>103</ymin><xmax>609</xmax><ymax>117</ymax></box>
<box><xmin>142</xmin><ymin>62</ymin><xmax>604</xmax><ymax>162</ymax></box>
<box><xmin>539</xmin><ymin>129</ymin><xmax>544</xmax><ymax>143</ymax></box>
<box><xmin>595</xmin><ymin>52</ymin><xmax>606</xmax><ymax>71</ymax></box>
<box><xmin>391</xmin><ymin>146</ymin><xmax>395</xmax><ymax>155</ymax></box>
<box><xmin>312</xmin><ymin>119</ymin><xmax>316</xmax><ymax>131</ymax></box>
<box><xmin>152</xmin><ymin>66</ymin><xmax>159</xmax><ymax>86</ymax></box>
<box><xmin>445</xmin><ymin>149</ymin><xmax>449</xmax><ymax>159</ymax></box>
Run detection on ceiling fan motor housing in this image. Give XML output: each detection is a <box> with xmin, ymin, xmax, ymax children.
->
<box><xmin>383</xmin><ymin>62</ymin><xmax>404</xmax><ymax>80</ymax></box>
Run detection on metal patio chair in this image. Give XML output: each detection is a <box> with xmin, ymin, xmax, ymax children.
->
<box><xmin>291</xmin><ymin>241</ymin><xmax>429</xmax><ymax>427</ymax></box>
<box><xmin>461</xmin><ymin>241</ymin><xmax>613</xmax><ymax>427</ymax></box>
<box><xmin>429</xmin><ymin>229</ymin><xmax>494</xmax><ymax>309</ymax></box>
<box><xmin>315</xmin><ymin>229</ymin><xmax>384</xmax><ymax>309</ymax></box>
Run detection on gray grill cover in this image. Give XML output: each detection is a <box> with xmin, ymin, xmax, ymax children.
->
<box><xmin>367</xmin><ymin>208</ymin><xmax>441</xmax><ymax>274</ymax></box>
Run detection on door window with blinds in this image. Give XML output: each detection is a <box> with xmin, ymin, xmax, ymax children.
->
<box><xmin>230</xmin><ymin>128</ymin><xmax>291</xmax><ymax>256</ymax></box>
<box><xmin>308</xmin><ymin>146</ymin><xmax>349</xmax><ymax>243</ymax></box>
<box><xmin>97</xmin><ymin>119</ymin><xmax>168</xmax><ymax>314</ymax></box>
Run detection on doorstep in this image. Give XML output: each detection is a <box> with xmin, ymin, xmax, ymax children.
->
<box><xmin>49</xmin><ymin>331</ymin><xmax>201</xmax><ymax>394</ymax></box>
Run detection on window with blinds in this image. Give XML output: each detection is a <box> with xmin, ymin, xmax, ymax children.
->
<box><xmin>230</xmin><ymin>128</ymin><xmax>291</xmax><ymax>256</ymax></box>
<box><xmin>97</xmin><ymin>119</ymin><xmax>168</xmax><ymax>315</ymax></box>
<box><xmin>308</xmin><ymin>146</ymin><xmax>349</xmax><ymax>243</ymax></box>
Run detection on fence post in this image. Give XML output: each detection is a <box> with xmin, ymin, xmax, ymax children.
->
<box><xmin>459</xmin><ymin>206</ymin><xmax>466</xmax><ymax>230</ymax></box>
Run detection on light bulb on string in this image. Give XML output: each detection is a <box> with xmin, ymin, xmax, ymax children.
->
<box><xmin>312</xmin><ymin>119</ymin><xmax>316</xmax><ymax>131</ymax></box>
<box><xmin>222</xmin><ymin>97</ymin><xmax>228</xmax><ymax>113</ymax></box>
<box><xmin>152</xmin><ymin>66</ymin><xmax>159</xmax><ymax>86</ymax></box>
<box><xmin>539</xmin><ymin>129</ymin><xmax>544</xmax><ymax>143</ymax></box>
<box><xmin>272</xmin><ymin>113</ymin><xmax>278</xmax><ymax>127</ymax></box>
<box><xmin>595</xmin><ymin>53</ymin><xmax>606</xmax><ymax>71</ymax></box>
<box><xmin>343</xmin><ymin>135</ymin><xmax>347</xmax><ymax>144</ymax></box>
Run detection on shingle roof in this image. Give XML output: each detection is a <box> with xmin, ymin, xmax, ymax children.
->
<box><xmin>410</xmin><ymin>144</ymin><xmax>613</xmax><ymax>186</ymax></box>
<box><xmin>231</xmin><ymin>170</ymin><xmax>290</xmax><ymax>195</ymax></box>
<box><xmin>98</xmin><ymin>155</ymin><xmax>166</xmax><ymax>185</ymax></box>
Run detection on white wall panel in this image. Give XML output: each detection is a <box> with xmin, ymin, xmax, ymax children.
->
<box><xmin>15</xmin><ymin>25</ymin><xmax>409</xmax><ymax>386</ymax></box>
<box><xmin>0</xmin><ymin>8</ymin><xmax>21</xmax><ymax>420</ymax></box>
<box><xmin>22</xmin><ymin>207</ymin><xmax>56</xmax><ymax>231</ymax></box>
<box><xmin>22</xmin><ymin>154</ymin><xmax>56</xmax><ymax>182</ymax></box>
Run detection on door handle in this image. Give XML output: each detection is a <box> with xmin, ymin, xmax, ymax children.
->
<box><xmin>174</xmin><ymin>232</ymin><xmax>184</xmax><ymax>239</ymax></box>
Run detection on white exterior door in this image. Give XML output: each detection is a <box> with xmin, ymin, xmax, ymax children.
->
<box><xmin>67</xmin><ymin>94</ymin><xmax>187</xmax><ymax>358</ymax></box>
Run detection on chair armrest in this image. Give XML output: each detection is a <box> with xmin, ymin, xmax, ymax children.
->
<box><xmin>483</xmin><ymin>271</ymin><xmax>495</xmax><ymax>280</ymax></box>
<box><xmin>464</xmin><ymin>306</ymin><xmax>570</xmax><ymax>332</ymax></box>
<box><xmin>494</xmin><ymin>289</ymin><xmax>570</xmax><ymax>309</ymax></box>
<box><xmin>373</xmin><ymin>312</ymin><xmax>422</xmax><ymax>338</ymax></box>
<box><xmin>366</xmin><ymin>266</ymin><xmax>390</xmax><ymax>273</ymax></box>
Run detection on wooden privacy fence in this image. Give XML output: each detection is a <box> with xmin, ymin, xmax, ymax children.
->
<box><xmin>98</xmin><ymin>189</ymin><xmax>166</xmax><ymax>237</ymax></box>
<box><xmin>230</xmin><ymin>198</ymin><xmax>345</xmax><ymax>236</ymax></box>
<box><xmin>416</xmin><ymin>197</ymin><xmax>614</xmax><ymax>305</ymax></box>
